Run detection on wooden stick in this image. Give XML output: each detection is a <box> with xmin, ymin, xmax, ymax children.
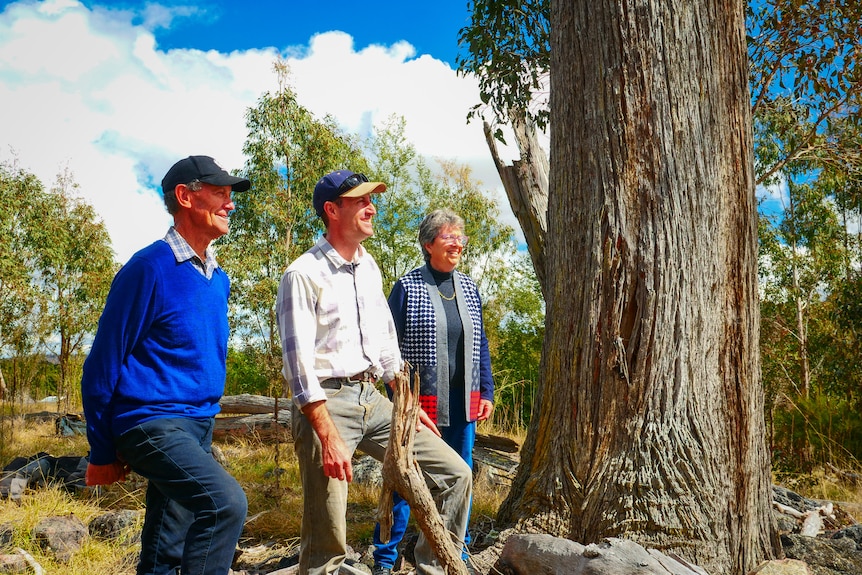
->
<box><xmin>16</xmin><ymin>548</ymin><xmax>44</xmax><ymax>575</ymax></box>
<box><xmin>377</xmin><ymin>364</ymin><xmax>468</xmax><ymax>575</ymax></box>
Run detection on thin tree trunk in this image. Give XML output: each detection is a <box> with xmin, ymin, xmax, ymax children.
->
<box><xmin>498</xmin><ymin>1</ymin><xmax>780</xmax><ymax>573</ymax></box>
<box><xmin>786</xmin><ymin>191</ymin><xmax>811</xmax><ymax>398</ymax></box>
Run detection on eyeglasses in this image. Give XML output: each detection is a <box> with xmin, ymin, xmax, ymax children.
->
<box><xmin>438</xmin><ymin>234</ymin><xmax>469</xmax><ymax>246</ymax></box>
<box><xmin>337</xmin><ymin>173</ymin><xmax>369</xmax><ymax>193</ymax></box>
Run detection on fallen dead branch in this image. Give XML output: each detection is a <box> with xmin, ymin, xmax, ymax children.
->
<box><xmin>377</xmin><ymin>365</ymin><xmax>468</xmax><ymax>575</ymax></box>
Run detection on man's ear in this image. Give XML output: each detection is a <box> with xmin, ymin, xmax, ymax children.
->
<box><xmin>175</xmin><ymin>184</ymin><xmax>193</xmax><ymax>209</ymax></box>
<box><xmin>323</xmin><ymin>199</ymin><xmax>339</xmax><ymax>222</ymax></box>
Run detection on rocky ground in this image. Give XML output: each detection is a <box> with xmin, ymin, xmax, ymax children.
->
<box><xmin>3</xmin><ymin>449</ymin><xmax>862</xmax><ymax>574</ymax></box>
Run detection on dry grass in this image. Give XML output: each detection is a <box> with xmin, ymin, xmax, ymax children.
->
<box><xmin>11</xmin><ymin>403</ymin><xmax>862</xmax><ymax>574</ymax></box>
<box><xmin>0</xmin><ymin>407</ymin><xmax>513</xmax><ymax>574</ymax></box>
<box><xmin>774</xmin><ymin>468</ymin><xmax>862</xmax><ymax>520</ymax></box>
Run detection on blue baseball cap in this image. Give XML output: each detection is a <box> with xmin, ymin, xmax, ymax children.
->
<box><xmin>313</xmin><ymin>170</ymin><xmax>386</xmax><ymax>217</ymax></box>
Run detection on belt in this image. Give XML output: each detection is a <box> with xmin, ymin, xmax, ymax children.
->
<box><xmin>322</xmin><ymin>370</ymin><xmax>377</xmax><ymax>386</ymax></box>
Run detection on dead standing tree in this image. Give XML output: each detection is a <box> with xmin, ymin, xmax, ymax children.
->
<box><xmin>377</xmin><ymin>365</ymin><xmax>468</xmax><ymax>575</ymax></box>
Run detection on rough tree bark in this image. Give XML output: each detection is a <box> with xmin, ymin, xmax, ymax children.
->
<box><xmin>496</xmin><ymin>2</ymin><xmax>780</xmax><ymax>574</ymax></box>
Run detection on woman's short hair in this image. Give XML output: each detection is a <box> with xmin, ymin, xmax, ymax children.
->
<box><xmin>418</xmin><ymin>208</ymin><xmax>464</xmax><ymax>262</ymax></box>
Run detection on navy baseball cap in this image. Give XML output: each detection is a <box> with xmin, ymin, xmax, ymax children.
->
<box><xmin>161</xmin><ymin>155</ymin><xmax>251</xmax><ymax>196</ymax></box>
<box><xmin>313</xmin><ymin>170</ymin><xmax>386</xmax><ymax>217</ymax></box>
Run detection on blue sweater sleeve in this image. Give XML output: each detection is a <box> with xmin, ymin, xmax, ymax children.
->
<box><xmin>476</xmin><ymin>292</ymin><xmax>495</xmax><ymax>402</ymax></box>
<box><xmin>81</xmin><ymin>256</ymin><xmax>158</xmax><ymax>465</ymax></box>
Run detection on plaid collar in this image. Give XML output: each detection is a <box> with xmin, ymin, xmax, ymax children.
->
<box><xmin>163</xmin><ymin>227</ymin><xmax>218</xmax><ymax>278</ymax></box>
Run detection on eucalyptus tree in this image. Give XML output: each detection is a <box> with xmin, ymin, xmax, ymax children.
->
<box><xmin>481</xmin><ymin>2</ymin><xmax>780</xmax><ymax>574</ymax></box>
<box><xmin>26</xmin><ymin>167</ymin><xmax>115</xmax><ymax>410</ymax></box>
<box><xmin>760</xmin><ymin>179</ymin><xmax>845</xmax><ymax>399</ymax></box>
<box><xmin>748</xmin><ymin>0</ymin><xmax>862</xmax><ymax>187</ymax></box>
<box><xmin>362</xmin><ymin>114</ymin><xmax>431</xmax><ymax>291</ymax></box>
<box><xmin>758</xmin><ymin>173</ymin><xmax>860</xmax><ymax>468</ymax></box>
<box><xmin>0</xmin><ymin>162</ymin><xmax>46</xmax><ymax>401</ymax></box>
<box><xmin>361</xmin><ymin>115</ymin><xmax>517</xmax><ymax>296</ymax></box>
<box><xmin>458</xmin><ymin>0</ymin><xmax>862</xmax><ymax>292</ymax></box>
<box><xmin>424</xmin><ymin>159</ymin><xmax>515</xmax><ymax>289</ymax></box>
<box><xmin>749</xmin><ymin>0</ymin><xmax>862</xmax><ymax>466</ymax></box>
<box><xmin>217</xmin><ymin>61</ymin><xmax>366</xmax><ymax>391</ymax></box>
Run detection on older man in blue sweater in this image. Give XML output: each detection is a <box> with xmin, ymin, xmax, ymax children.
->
<box><xmin>81</xmin><ymin>155</ymin><xmax>250</xmax><ymax>575</ymax></box>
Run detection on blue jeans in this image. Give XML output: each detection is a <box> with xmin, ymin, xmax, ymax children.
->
<box><xmin>293</xmin><ymin>380</ymin><xmax>472</xmax><ymax>575</ymax></box>
<box><xmin>115</xmin><ymin>417</ymin><xmax>248</xmax><ymax>575</ymax></box>
<box><xmin>373</xmin><ymin>418</ymin><xmax>476</xmax><ymax>567</ymax></box>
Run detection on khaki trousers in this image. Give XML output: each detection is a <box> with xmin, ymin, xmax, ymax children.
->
<box><xmin>292</xmin><ymin>380</ymin><xmax>472</xmax><ymax>575</ymax></box>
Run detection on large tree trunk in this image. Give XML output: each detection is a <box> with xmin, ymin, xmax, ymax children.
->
<box><xmin>497</xmin><ymin>2</ymin><xmax>780</xmax><ymax>574</ymax></box>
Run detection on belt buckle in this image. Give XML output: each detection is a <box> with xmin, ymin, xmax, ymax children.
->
<box><xmin>348</xmin><ymin>370</ymin><xmax>374</xmax><ymax>383</ymax></box>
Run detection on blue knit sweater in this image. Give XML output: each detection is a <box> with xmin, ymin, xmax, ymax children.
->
<box><xmin>81</xmin><ymin>240</ymin><xmax>229</xmax><ymax>465</ymax></box>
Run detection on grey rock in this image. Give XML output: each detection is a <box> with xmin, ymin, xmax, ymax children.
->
<box><xmin>830</xmin><ymin>525</ymin><xmax>862</xmax><ymax>550</ymax></box>
<box><xmin>773</xmin><ymin>486</ymin><xmax>821</xmax><ymax>514</ymax></box>
<box><xmin>352</xmin><ymin>456</ymin><xmax>383</xmax><ymax>487</ymax></box>
<box><xmin>88</xmin><ymin>510</ymin><xmax>141</xmax><ymax>543</ymax></box>
<box><xmin>0</xmin><ymin>524</ymin><xmax>13</xmax><ymax>552</ymax></box>
<box><xmin>33</xmin><ymin>515</ymin><xmax>88</xmax><ymax>562</ymax></box>
<box><xmin>781</xmin><ymin>533</ymin><xmax>862</xmax><ymax>575</ymax></box>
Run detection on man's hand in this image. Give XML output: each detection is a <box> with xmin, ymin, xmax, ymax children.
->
<box><xmin>418</xmin><ymin>408</ymin><xmax>441</xmax><ymax>436</ymax></box>
<box><xmin>477</xmin><ymin>399</ymin><xmax>494</xmax><ymax>422</ymax></box>
<box><xmin>302</xmin><ymin>400</ymin><xmax>353</xmax><ymax>482</ymax></box>
<box><xmin>387</xmin><ymin>377</ymin><xmax>442</xmax><ymax>436</ymax></box>
<box><xmin>85</xmin><ymin>459</ymin><xmax>131</xmax><ymax>486</ymax></box>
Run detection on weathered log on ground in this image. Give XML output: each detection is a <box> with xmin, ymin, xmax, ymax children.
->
<box><xmin>214</xmin><ymin>396</ymin><xmax>521</xmax><ymax>475</ymax></box>
<box><xmin>475</xmin><ymin>433</ymin><xmax>519</xmax><ymax>453</ymax></box>
<box><xmin>826</xmin><ymin>463</ymin><xmax>862</xmax><ymax>485</ymax></box>
<box><xmin>213</xmin><ymin>411</ymin><xmax>291</xmax><ymax>441</ymax></box>
<box><xmin>474</xmin><ymin>445</ymin><xmax>519</xmax><ymax>476</ymax></box>
<box><xmin>495</xmin><ymin>535</ymin><xmax>709</xmax><ymax>575</ymax></box>
<box><xmin>377</xmin><ymin>365</ymin><xmax>468</xmax><ymax>575</ymax></box>
<box><xmin>219</xmin><ymin>393</ymin><xmax>283</xmax><ymax>415</ymax></box>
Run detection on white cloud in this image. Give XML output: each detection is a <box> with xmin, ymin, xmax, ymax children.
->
<box><xmin>1</xmin><ymin>0</ymin><xmax>521</xmax><ymax>262</ymax></box>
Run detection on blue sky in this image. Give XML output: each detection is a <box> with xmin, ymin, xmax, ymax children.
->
<box><xmin>0</xmin><ymin>0</ymin><xmax>521</xmax><ymax>262</ymax></box>
<box><xmin>138</xmin><ymin>0</ymin><xmax>473</xmax><ymax>67</ymax></box>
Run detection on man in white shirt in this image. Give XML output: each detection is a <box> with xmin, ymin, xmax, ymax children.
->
<box><xmin>276</xmin><ymin>170</ymin><xmax>472</xmax><ymax>575</ymax></box>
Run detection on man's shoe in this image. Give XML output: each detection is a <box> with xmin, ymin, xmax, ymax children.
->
<box><xmin>372</xmin><ymin>565</ymin><xmax>392</xmax><ymax>575</ymax></box>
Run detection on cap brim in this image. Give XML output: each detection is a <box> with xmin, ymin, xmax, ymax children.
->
<box><xmin>201</xmin><ymin>174</ymin><xmax>252</xmax><ymax>192</ymax></box>
<box><xmin>341</xmin><ymin>181</ymin><xmax>386</xmax><ymax>197</ymax></box>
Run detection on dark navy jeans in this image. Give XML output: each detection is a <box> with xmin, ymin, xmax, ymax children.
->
<box><xmin>115</xmin><ymin>417</ymin><xmax>247</xmax><ymax>575</ymax></box>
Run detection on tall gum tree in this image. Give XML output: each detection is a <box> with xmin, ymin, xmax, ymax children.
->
<box><xmin>495</xmin><ymin>2</ymin><xmax>780</xmax><ymax>573</ymax></box>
